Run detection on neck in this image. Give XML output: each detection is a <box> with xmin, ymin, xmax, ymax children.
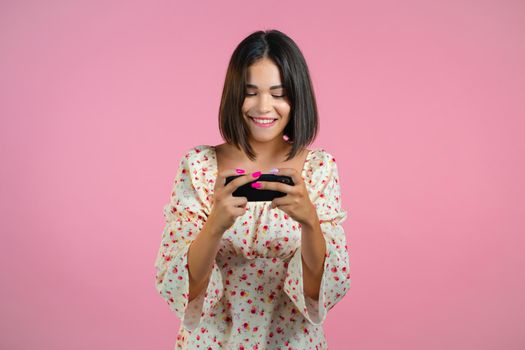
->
<box><xmin>228</xmin><ymin>136</ymin><xmax>291</xmax><ymax>163</ymax></box>
<box><xmin>251</xmin><ymin>138</ymin><xmax>291</xmax><ymax>160</ymax></box>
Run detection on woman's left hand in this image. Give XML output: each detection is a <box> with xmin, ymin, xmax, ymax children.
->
<box><xmin>253</xmin><ymin>168</ymin><xmax>318</xmax><ymax>227</ymax></box>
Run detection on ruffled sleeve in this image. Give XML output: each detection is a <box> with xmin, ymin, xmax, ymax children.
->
<box><xmin>283</xmin><ymin>150</ymin><xmax>351</xmax><ymax>325</ymax></box>
<box><xmin>154</xmin><ymin>147</ymin><xmax>224</xmax><ymax>332</ymax></box>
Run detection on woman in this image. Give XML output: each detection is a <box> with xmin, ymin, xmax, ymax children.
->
<box><xmin>154</xmin><ymin>29</ymin><xmax>350</xmax><ymax>349</ymax></box>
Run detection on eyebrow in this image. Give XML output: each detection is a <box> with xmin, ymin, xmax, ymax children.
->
<box><xmin>245</xmin><ymin>84</ymin><xmax>284</xmax><ymax>90</ymax></box>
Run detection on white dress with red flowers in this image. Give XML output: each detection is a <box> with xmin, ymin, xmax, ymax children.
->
<box><xmin>154</xmin><ymin>145</ymin><xmax>350</xmax><ymax>349</ymax></box>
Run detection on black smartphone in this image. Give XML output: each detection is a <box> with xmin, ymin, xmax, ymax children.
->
<box><xmin>224</xmin><ymin>174</ymin><xmax>295</xmax><ymax>202</ymax></box>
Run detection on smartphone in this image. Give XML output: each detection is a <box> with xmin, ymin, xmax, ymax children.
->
<box><xmin>224</xmin><ymin>174</ymin><xmax>295</xmax><ymax>202</ymax></box>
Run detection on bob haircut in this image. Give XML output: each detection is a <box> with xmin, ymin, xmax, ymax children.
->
<box><xmin>218</xmin><ymin>29</ymin><xmax>319</xmax><ymax>162</ymax></box>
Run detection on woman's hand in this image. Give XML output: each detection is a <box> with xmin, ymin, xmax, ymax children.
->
<box><xmin>253</xmin><ymin>168</ymin><xmax>318</xmax><ymax>227</ymax></box>
<box><xmin>207</xmin><ymin>169</ymin><xmax>261</xmax><ymax>234</ymax></box>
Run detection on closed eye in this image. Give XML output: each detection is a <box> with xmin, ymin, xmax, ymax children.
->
<box><xmin>245</xmin><ymin>93</ymin><xmax>286</xmax><ymax>98</ymax></box>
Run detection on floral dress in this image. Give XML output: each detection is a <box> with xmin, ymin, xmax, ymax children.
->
<box><xmin>154</xmin><ymin>144</ymin><xmax>351</xmax><ymax>349</ymax></box>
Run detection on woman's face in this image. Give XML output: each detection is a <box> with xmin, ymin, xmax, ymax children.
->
<box><xmin>242</xmin><ymin>57</ymin><xmax>291</xmax><ymax>144</ymax></box>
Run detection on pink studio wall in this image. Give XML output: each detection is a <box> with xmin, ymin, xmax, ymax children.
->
<box><xmin>1</xmin><ymin>0</ymin><xmax>524</xmax><ymax>349</ymax></box>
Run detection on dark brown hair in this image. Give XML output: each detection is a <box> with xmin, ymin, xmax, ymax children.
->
<box><xmin>218</xmin><ymin>29</ymin><xmax>319</xmax><ymax>161</ymax></box>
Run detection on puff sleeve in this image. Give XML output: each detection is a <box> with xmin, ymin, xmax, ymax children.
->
<box><xmin>154</xmin><ymin>149</ymin><xmax>224</xmax><ymax>332</ymax></box>
<box><xmin>283</xmin><ymin>151</ymin><xmax>351</xmax><ymax>325</ymax></box>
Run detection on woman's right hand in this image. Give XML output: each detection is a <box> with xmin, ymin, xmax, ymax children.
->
<box><xmin>207</xmin><ymin>169</ymin><xmax>261</xmax><ymax>234</ymax></box>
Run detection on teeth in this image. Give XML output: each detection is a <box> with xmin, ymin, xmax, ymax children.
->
<box><xmin>253</xmin><ymin>118</ymin><xmax>275</xmax><ymax>124</ymax></box>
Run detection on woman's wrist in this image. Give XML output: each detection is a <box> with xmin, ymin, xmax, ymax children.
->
<box><xmin>204</xmin><ymin>213</ymin><xmax>227</xmax><ymax>238</ymax></box>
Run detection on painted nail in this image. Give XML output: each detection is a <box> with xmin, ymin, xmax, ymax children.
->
<box><xmin>269</xmin><ymin>168</ymin><xmax>279</xmax><ymax>174</ymax></box>
<box><xmin>251</xmin><ymin>182</ymin><xmax>261</xmax><ymax>188</ymax></box>
<box><xmin>235</xmin><ymin>168</ymin><xmax>245</xmax><ymax>174</ymax></box>
<box><xmin>252</xmin><ymin>171</ymin><xmax>261</xmax><ymax>178</ymax></box>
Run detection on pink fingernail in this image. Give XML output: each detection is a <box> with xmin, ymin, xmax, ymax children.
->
<box><xmin>236</xmin><ymin>168</ymin><xmax>245</xmax><ymax>174</ymax></box>
<box><xmin>251</xmin><ymin>182</ymin><xmax>261</xmax><ymax>188</ymax></box>
<box><xmin>252</xmin><ymin>171</ymin><xmax>261</xmax><ymax>178</ymax></box>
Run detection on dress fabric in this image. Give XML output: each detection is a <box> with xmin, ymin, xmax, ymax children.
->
<box><xmin>154</xmin><ymin>144</ymin><xmax>351</xmax><ymax>350</ymax></box>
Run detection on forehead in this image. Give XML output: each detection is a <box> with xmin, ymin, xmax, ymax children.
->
<box><xmin>245</xmin><ymin>58</ymin><xmax>283</xmax><ymax>88</ymax></box>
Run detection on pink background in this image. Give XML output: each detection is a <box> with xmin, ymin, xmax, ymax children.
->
<box><xmin>1</xmin><ymin>0</ymin><xmax>524</xmax><ymax>349</ymax></box>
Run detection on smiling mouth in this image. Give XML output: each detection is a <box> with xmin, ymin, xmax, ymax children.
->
<box><xmin>249</xmin><ymin>117</ymin><xmax>278</xmax><ymax>127</ymax></box>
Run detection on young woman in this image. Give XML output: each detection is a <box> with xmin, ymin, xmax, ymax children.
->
<box><xmin>154</xmin><ymin>29</ymin><xmax>350</xmax><ymax>349</ymax></box>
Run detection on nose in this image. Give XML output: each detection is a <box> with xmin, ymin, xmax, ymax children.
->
<box><xmin>255</xmin><ymin>93</ymin><xmax>272</xmax><ymax>114</ymax></box>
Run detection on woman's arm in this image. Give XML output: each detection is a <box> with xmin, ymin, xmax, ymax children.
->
<box><xmin>187</xmin><ymin>216</ymin><xmax>225</xmax><ymax>302</ymax></box>
<box><xmin>281</xmin><ymin>151</ymin><xmax>350</xmax><ymax>326</ymax></box>
<box><xmin>301</xmin><ymin>215</ymin><xmax>326</xmax><ymax>300</ymax></box>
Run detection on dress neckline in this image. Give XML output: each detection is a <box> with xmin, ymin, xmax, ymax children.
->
<box><xmin>208</xmin><ymin>145</ymin><xmax>319</xmax><ymax>181</ymax></box>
